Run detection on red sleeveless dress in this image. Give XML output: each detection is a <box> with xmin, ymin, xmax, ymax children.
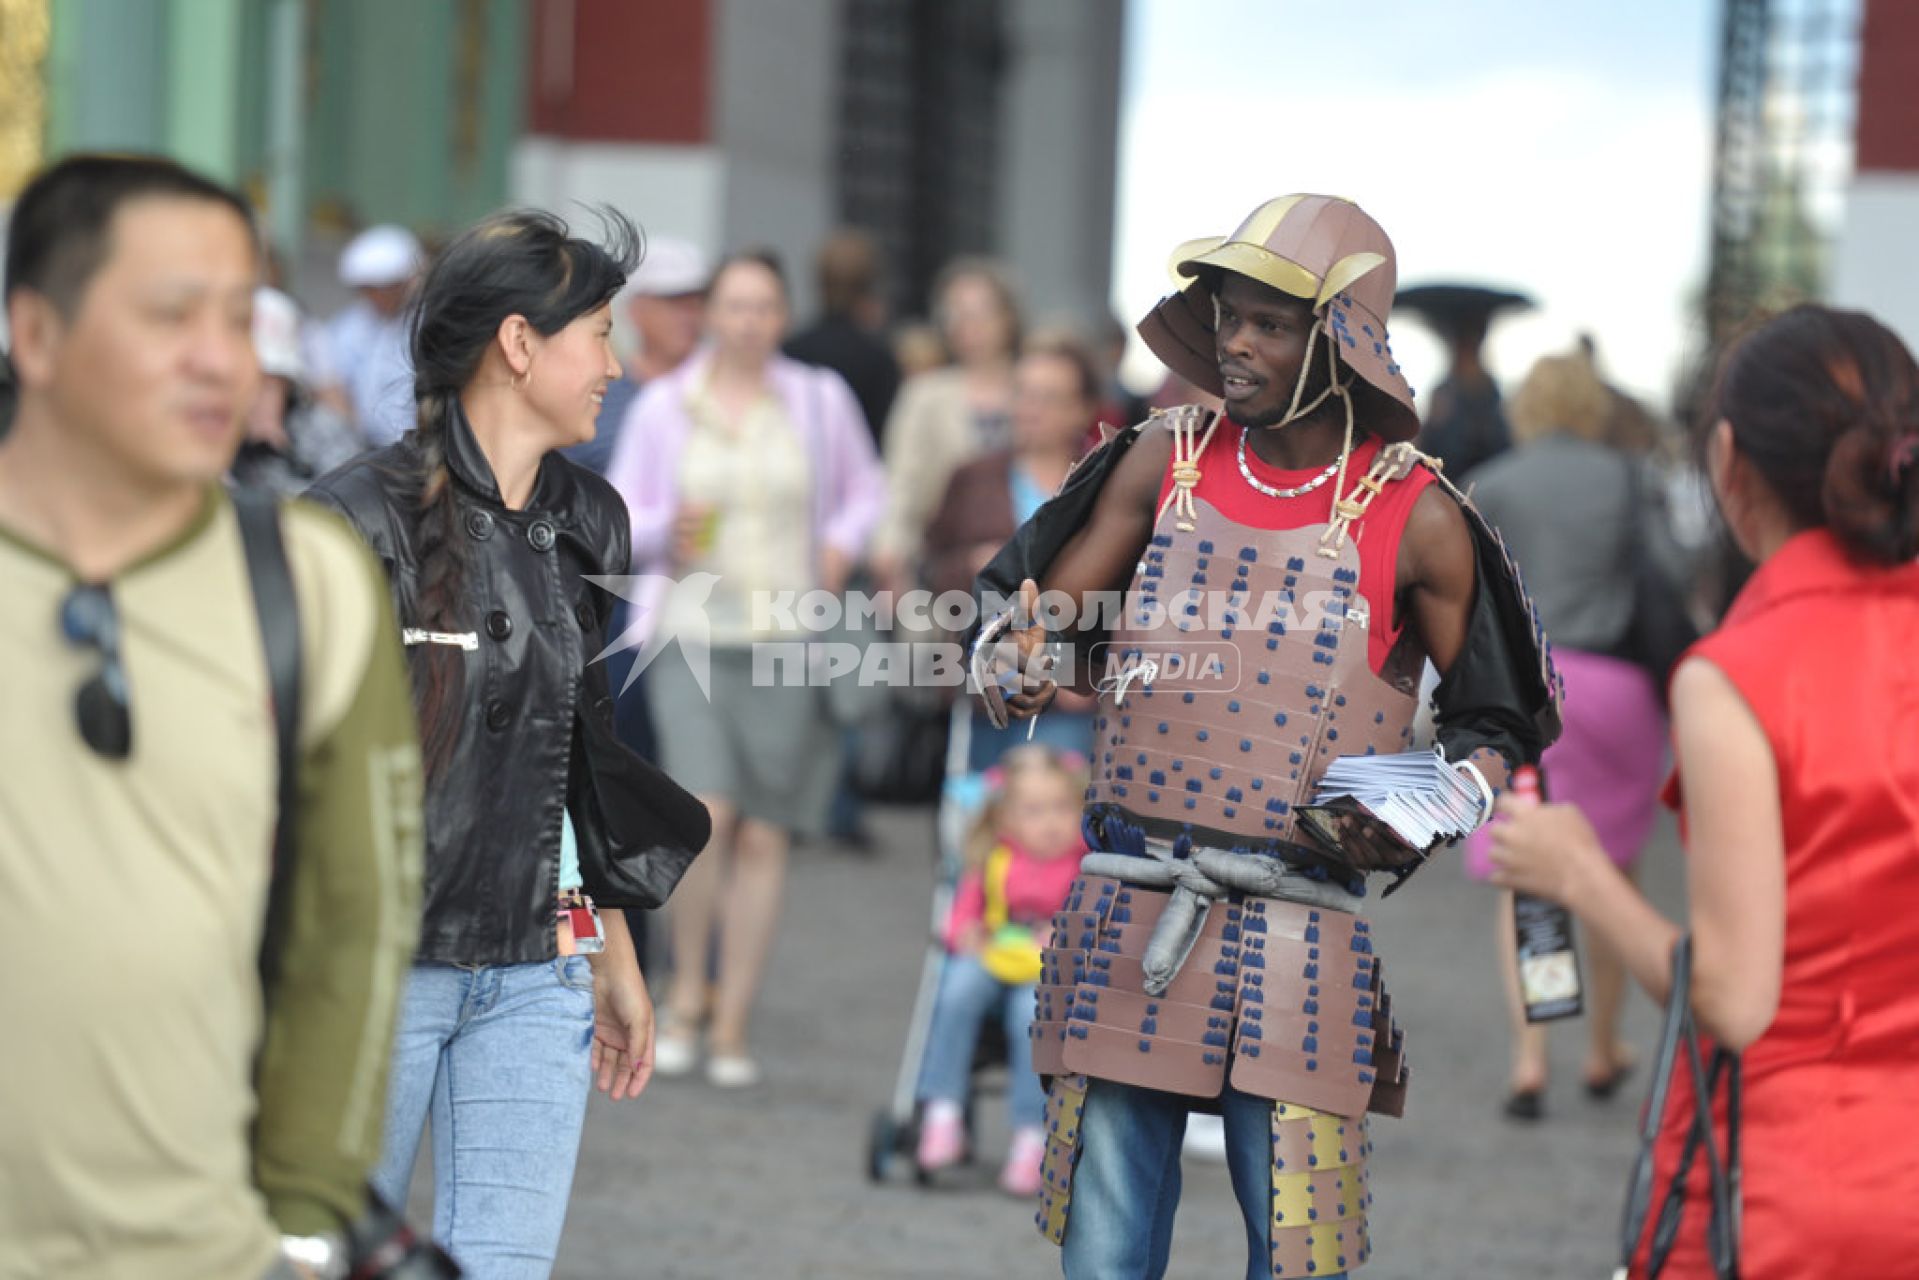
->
<box><xmin>1643</xmin><ymin>530</ymin><xmax>1919</xmax><ymax>1278</ymax></box>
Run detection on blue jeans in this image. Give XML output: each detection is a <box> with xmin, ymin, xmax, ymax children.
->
<box><xmin>915</xmin><ymin>955</ymin><xmax>1045</xmax><ymax>1131</ymax></box>
<box><xmin>372</xmin><ymin>959</ymin><xmax>596</xmax><ymax>1279</ymax></box>
<box><xmin>1060</xmin><ymin>1080</ymin><xmax>1346</xmax><ymax>1280</ymax></box>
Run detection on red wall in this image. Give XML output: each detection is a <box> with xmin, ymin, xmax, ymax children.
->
<box><xmin>1854</xmin><ymin>0</ymin><xmax>1919</xmax><ymax>173</ymax></box>
<box><xmin>527</xmin><ymin>0</ymin><xmax>713</xmax><ymax>144</ymax></box>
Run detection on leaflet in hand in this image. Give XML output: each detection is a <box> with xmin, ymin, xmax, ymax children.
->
<box><xmin>1295</xmin><ymin>749</ymin><xmax>1488</xmax><ymax>870</ymax></box>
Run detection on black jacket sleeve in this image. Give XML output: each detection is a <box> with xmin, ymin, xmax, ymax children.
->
<box><xmin>1430</xmin><ymin>476</ymin><xmax>1565</xmax><ymax>770</ymax></box>
<box><xmin>967</xmin><ymin>422</ymin><xmax>1146</xmax><ymax>649</ymax></box>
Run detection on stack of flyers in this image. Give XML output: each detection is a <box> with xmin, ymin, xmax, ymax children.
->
<box><xmin>1295</xmin><ymin>748</ymin><xmax>1489</xmax><ymax>872</ymax></box>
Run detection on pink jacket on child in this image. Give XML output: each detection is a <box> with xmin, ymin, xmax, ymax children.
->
<box><xmin>944</xmin><ymin>836</ymin><xmax>1086</xmax><ymax>954</ymax></box>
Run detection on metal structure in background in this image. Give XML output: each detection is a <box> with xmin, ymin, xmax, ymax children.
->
<box><xmin>1705</xmin><ymin>0</ymin><xmax>1862</xmax><ymax>347</ymax></box>
<box><xmin>837</xmin><ymin>0</ymin><xmax>1007</xmax><ymax>320</ymax></box>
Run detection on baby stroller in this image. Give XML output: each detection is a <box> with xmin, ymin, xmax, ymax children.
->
<box><xmin>865</xmin><ymin>701</ymin><xmax>1015</xmax><ymax>1185</ymax></box>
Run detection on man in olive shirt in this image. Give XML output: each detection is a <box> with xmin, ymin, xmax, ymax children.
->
<box><xmin>0</xmin><ymin>156</ymin><xmax>423</xmax><ymax>1279</ymax></box>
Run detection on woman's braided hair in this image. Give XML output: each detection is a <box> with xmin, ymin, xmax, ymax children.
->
<box><xmin>405</xmin><ymin>207</ymin><xmax>641</xmax><ymax>776</ymax></box>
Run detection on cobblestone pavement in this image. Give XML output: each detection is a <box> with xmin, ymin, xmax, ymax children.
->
<box><xmin>473</xmin><ymin>803</ymin><xmax>1683</xmax><ymax>1279</ymax></box>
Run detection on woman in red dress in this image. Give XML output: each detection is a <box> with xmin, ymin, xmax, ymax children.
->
<box><xmin>1489</xmin><ymin>304</ymin><xmax>1919</xmax><ymax>1278</ymax></box>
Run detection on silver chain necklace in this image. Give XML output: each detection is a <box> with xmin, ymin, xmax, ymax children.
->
<box><xmin>1236</xmin><ymin>426</ymin><xmax>1340</xmax><ymax>499</ymax></box>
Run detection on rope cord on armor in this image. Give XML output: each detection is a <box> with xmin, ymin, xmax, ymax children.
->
<box><xmin>1279</xmin><ymin>319</ymin><xmax>1341</xmax><ymax>426</ymax></box>
<box><xmin>1155</xmin><ymin>404</ymin><xmax>1223</xmax><ymax>533</ymax></box>
<box><xmin>1318</xmin><ymin>438</ymin><xmax>1423</xmax><ymax>559</ymax></box>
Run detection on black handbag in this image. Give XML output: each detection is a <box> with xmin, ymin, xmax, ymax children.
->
<box><xmin>236</xmin><ymin>489</ymin><xmax>460</xmax><ymax>1279</ymax></box>
<box><xmin>1621</xmin><ymin>463</ymin><xmax>1700</xmax><ymax>702</ymax></box>
<box><xmin>1615</xmin><ymin>936</ymin><xmax>1742</xmax><ymax>1280</ymax></box>
<box><xmin>567</xmin><ymin>694</ymin><xmax>712</xmax><ymax>909</ymax></box>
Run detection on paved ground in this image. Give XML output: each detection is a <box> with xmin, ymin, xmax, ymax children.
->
<box><xmin>416</xmin><ymin>802</ymin><xmax>1686</xmax><ymax>1278</ymax></box>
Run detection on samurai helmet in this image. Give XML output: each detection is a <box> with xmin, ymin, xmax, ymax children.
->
<box><xmin>1137</xmin><ymin>194</ymin><xmax>1419</xmax><ymax>441</ymax></box>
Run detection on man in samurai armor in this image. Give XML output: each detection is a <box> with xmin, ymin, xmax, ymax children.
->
<box><xmin>968</xmin><ymin>194</ymin><xmax>1563</xmax><ymax>1279</ymax></box>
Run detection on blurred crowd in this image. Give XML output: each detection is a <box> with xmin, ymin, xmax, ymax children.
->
<box><xmin>13</xmin><ymin>144</ymin><xmax>1916</xmax><ymax>1280</ymax></box>
<box><xmin>230</xmin><ymin>212</ymin><xmax>1731</xmax><ymax>1128</ymax></box>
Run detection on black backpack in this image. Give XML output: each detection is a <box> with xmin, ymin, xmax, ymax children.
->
<box><xmin>233</xmin><ymin>488</ymin><xmax>457</xmax><ymax>1279</ymax></box>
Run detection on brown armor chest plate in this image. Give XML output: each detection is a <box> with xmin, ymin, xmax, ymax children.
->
<box><xmin>1085</xmin><ymin>497</ymin><xmax>1418</xmax><ymax>847</ymax></box>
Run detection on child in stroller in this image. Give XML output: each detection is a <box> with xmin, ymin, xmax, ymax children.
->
<box><xmin>915</xmin><ymin>744</ymin><xmax>1088</xmax><ymax>1195</ymax></box>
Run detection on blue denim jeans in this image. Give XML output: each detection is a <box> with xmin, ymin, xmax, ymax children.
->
<box><xmin>372</xmin><ymin>959</ymin><xmax>596</xmax><ymax>1279</ymax></box>
<box><xmin>1060</xmin><ymin>1079</ymin><xmax>1346</xmax><ymax>1280</ymax></box>
<box><xmin>915</xmin><ymin>954</ymin><xmax>1045</xmax><ymax>1131</ymax></box>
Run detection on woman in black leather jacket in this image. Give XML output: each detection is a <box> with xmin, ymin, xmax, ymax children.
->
<box><xmin>308</xmin><ymin>209</ymin><xmax>707</xmax><ymax>1276</ymax></box>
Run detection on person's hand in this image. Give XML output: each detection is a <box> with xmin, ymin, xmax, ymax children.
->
<box><xmin>589</xmin><ymin>960</ymin><xmax>656</xmax><ymax>1101</ymax></box>
<box><xmin>1001</xmin><ymin>578</ymin><xmax>1061</xmax><ymax>721</ymax></box>
<box><xmin>955</xmin><ymin>921</ymin><xmax>988</xmax><ymax>956</ymax></box>
<box><xmin>1054</xmin><ymin>686</ymin><xmax>1098</xmax><ymax>715</ymax></box>
<box><xmin>1486</xmin><ymin>800</ymin><xmax>1608</xmax><ymax>907</ymax></box>
<box><xmin>868</xmin><ymin>549</ymin><xmax>911</xmax><ymax>603</ymax></box>
<box><xmin>670</xmin><ymin>504</ymin><xmax>716</xmax><ymax>567</ymax></box>
<box><xmin>820</xmin><ymin>544</ymin><xmax>853</xmax><ymax>597</ymax></box>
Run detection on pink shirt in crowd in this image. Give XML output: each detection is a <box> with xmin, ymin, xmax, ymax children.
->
<box><xmin>944</xmin><ymin>837</ymin><xmax>1087</xmax><ymax>954</ymax></box>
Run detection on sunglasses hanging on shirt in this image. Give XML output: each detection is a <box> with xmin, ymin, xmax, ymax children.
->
<box><xmin>61</xmin><ymin>583</ymin><xmax>133</xmax><ymax>759</ymax></box>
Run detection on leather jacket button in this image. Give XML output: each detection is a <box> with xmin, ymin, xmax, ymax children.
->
<box><xmin>484</xmin><ymin>699</ymin><xmax>512</xmax><ymax>732</ymax></box>
<box><xmin>486</xmin><ymin>610</ymin><xmax>513</xmax><ymax>641</ymax></box>
<box><xmin>465</xmin><ymin>510</ymin><xmax>494</xmax><ymax>540</ymax></box>
<box><xmin>528</xmin><ymin>520</ymin><xmax>555</xmax><ymax>552</ymax></box>
<box><xmin>575</xmin><ymin>600</ymin><xmax>596</xmax><ymax>630</ymax></box>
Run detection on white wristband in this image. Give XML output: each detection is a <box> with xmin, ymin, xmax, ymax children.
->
<box><xmin>1455</xmin><ymin>758</ymin><xmax>1498</xmax><ymax>831</ymax></box>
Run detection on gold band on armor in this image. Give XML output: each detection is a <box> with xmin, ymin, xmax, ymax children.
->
<box><xmin>1034</xmin><ymin>1076</ymin><xmax>1374</xmax><ymax>1279</ymax></box>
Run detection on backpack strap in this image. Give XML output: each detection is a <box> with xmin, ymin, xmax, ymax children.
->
<box><xmin>232</xmin><ymin>488</ymin><xmax>303</xmax><ymax>996</ymax></box>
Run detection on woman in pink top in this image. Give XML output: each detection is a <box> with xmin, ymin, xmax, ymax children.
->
<box><xmin>604</xmin><ymin>250</ymin><xmax>885</xmax><ymax>1089</ymax></box>
<box><xmin>1491</xmin><ymin>305</ymin><xmax>1919</xmax><ymax>1278</ymax></box>
<box><xmin>916</xmin><ymin>746</ymin><xmax>1089</xmax><ymax>1195</ymax></box>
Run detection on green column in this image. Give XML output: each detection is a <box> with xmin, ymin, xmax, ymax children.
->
<box><xmin>44</xmin><ymin>0</ymin><xmax>167</xmax><ymax>157</ymax></box>
<box><xmin>164</xmin><ymin>0</ymin><xmax>245</xmax><ymax>182</ymax></box>
<box><xmin>304</xmin><ymin>0</ymin><xmax>525</xmax><ymax>234</ymax></box>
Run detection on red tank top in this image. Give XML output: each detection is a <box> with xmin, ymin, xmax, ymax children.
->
<box><xmin>1646</xmin><ymin>529</ymin><xmax>1919</xmax><ymax>1278</ymax></box>
<box><xmin>1155</xmin><ymin>419</ymin><xmax>1435</xmax><ymax>674</ymax></box>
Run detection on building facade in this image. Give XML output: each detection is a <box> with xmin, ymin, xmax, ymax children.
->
<box><xmin>6</xmin><ymin>0</ymin><xmax>1124</xmax><ymax>329</ymax></box>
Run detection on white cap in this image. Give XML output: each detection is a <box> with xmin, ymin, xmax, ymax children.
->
<box><xmin>252</xmin><ymin>286</ymin><xmax>305</xmax><ymax>382</ymax></box>
<box><xmin>339</xmin><ymin>224</ymin><xmax>424</xmax><ymax>288</ymax></box>
<box><xmin>626</xmin><ymin>236</ymin><xmax>708</xmax><ymax>297</ymax></box>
